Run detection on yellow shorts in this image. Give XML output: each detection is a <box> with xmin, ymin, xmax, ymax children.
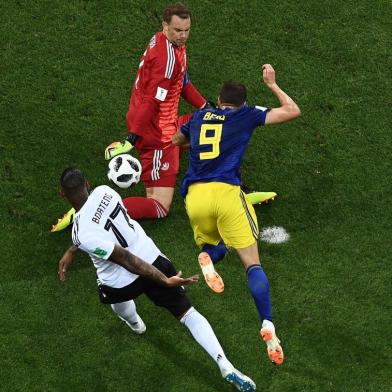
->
<box><xmin>185</xmin><ymin>182</ymin><xmax>259</xmax><ymax>249</ymax></box>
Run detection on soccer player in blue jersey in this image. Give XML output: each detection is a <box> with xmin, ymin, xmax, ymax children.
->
<box><xmin>172</xmin><ymin>64</ymin><xmax>301</xmax><ymax>365</ymax></box>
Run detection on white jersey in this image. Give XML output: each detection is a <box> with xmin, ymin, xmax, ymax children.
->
<box><xmin>71</xmin><ymin>185</ymin><xmax>161</xmax><ymax>288</ymax></box>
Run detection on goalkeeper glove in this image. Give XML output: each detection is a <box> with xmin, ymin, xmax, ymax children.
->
<box><xmin>104</xmin><ymin>133</ymin><xmax>139</xmax><ymax>161</ymax></box>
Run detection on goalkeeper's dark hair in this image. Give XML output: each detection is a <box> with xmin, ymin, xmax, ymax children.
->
<box><xmin>60</xmin><ymin>167</ymin><xmax>86</xmax><ymax>194</ymax></box>
<box><xmin>219</xmin><ymin>81</ymin><xmax>247</xmax><ymax>106</ymax></box>
<box><xmin>163</xmin><ymin>2</ymin><xmax>191</xmax><ymax>23</ymax></box>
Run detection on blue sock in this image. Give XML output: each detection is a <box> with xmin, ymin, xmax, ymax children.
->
<box><xmin>202</xmin><ymin>243</ymin><xmax>228</xmax><ymax>264</ymax></box>
<box><xmin>246</xmin><ymin>264</ymin><xmax>272</xmax><ymax>323</ymax></box>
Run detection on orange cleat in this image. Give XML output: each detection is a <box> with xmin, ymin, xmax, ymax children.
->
<box><xmin>198</xmin><ymin>252</ymin><xmax>224</xmax><ymax>293</ymax></box>
<box><xmin>260</xmin><ymin>322</ymin><xmax>284</xmax><ymax>365</ymax></box>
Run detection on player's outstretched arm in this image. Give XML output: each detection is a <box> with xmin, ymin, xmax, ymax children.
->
<box><xmin>58</xmin><ymin>245</ymin><xmax>78</xmax><ymax>281</ymax></box>
<box><xmin>181</xmin><ymin>80</ymin><xmax>207</xmax><ymax>109</ymax></box>
<box><xmin>262</xmin><ymin>64</ymin><xmax>301</xmax><ymax>125</ymax></box>
<box><xmin>110</xmin><ymin>244</ymin><xmax>199</xmax><ymax>287</ymax></box>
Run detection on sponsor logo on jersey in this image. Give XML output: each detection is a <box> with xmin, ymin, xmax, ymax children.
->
<box><xmin>93</xmin><ymin>247</ymin><xmax>108</xmax><ymax>257</ymax></box>
<box><xmin>161</xmin><ymin>162</ymin><xmax>170</xmax><ymax>171</ymax></box>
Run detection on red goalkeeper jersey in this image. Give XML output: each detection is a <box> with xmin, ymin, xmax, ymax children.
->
<box><xmin>126</xmin><ymin>32</ymin><xmax>205</xmax><ymax>149</ymax></box>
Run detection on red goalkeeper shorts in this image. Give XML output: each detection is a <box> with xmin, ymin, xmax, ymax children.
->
<box><xmin>138</xmin><ymin>144</ymin><xmax>180</xmax><ymax>188</ymax></box>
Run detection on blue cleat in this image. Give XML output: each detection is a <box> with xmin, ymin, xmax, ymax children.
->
<box><xmin>222</xmin><ymin>368</ymin><xmax>256</xmax><ymax>391</ymax></box>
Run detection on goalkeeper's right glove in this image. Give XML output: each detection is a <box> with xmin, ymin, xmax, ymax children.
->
<box><xmin>104</xmin><ymin>133</ymin><xmax>139</xmax><ymax>161</ymax></box>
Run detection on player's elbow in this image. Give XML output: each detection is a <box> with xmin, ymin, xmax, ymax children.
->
<box><xmin>286</xmin><ymin>103</ymin><xmax>301</xmax><ymax>121</ymax></box>
<box><xmin>266</xmin><ymin>105</ymin><xmax>301</xmax><ymax>125</ymax></box>
<box><xmin>294</xmin><ymin>104</ymin><xmax>301</xmax><ymax>118</ymax></box>
<box><xmin>275</xmin><ymin>105</ymin><xmax>301</xmax><ymax>124</ymax></box>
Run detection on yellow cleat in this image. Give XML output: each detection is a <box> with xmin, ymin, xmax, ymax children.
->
<box><xmin>245</xmin><ymin>191</ymin><xmax>277</xmax><ymax>205</ymax></box>
<box><xmin>50</xmin><ymin>208</ymin><xmax>75</xmax><ymax>232</ymax></box>
<box><xmin>105</xmin><ymin>140</ymin><xmax>133</xmax><ymax>161</ymax></box>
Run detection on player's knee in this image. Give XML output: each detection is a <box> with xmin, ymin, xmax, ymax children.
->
<box><xmin>146</xmin><ymin>188</ymin><xmax>174</xmax><ymax>215</ymax></box>
<box><xmin>161</xmin><ymin>201</ymin><xmax>171</xmax><ymax>214</ymax></box>
<box><xmin>179</xmin><ymin>306</ymin><xmax>197</xmax><ymax>324</ymax></box>
<box><xmin>157</xmin><ymin>200</ymin><xmax>170</xmax><ymax>218</ymax></box>
<box><xmin>154</xmin><ymin>196</ymin><xmax>172</xmax><ymax>216</ymax></box>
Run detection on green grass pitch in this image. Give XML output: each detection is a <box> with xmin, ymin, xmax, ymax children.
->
<box><xmin>1</xmin><ymin>1</ymin><xmax>391</xmax><ymax>391</ymax></box>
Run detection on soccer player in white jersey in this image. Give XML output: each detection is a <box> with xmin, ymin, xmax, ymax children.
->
<box><xmin>57</xmin><ymin>167</ymin><xmax>256</xmax><ymax>392</ymax></box>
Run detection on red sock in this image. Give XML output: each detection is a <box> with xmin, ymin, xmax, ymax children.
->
<box><xmin>122</xmin><ymin>197</ymin><xmax>168</xmax><ymax>220</ymax></box>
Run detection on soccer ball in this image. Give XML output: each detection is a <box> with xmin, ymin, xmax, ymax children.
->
<box><xmin>107</xmin><ymin>154</ymin><xmax>142</xmax><ymax>189</ymax></box>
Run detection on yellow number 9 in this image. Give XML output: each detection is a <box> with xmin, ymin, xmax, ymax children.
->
<box><xmin>199</xmin><ymin>124</ymin><xmax>223</xmax><ymax>160</ymax></box>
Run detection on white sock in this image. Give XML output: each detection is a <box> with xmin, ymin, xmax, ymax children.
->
<box><xmin>262</xmin><ymin>319</ymin><xmax>275</xmax><ymax>331</ymax></box>
<box><xmin>180</xmin><ymin>307</ymin><xmax>233</xmax><ymax>374</ymax></box>
<box><xmin>111</xmin><ymin>300</ymin><xmax>138</xmax><ymax>324</ymax></box>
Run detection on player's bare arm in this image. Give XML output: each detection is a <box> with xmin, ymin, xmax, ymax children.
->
<box><xmin>172</xmin><ymin>131</ymin><xmax>188</xmax><ymax>146</ymax></box>
<box><xmin>110</xmin><ymin>244</ymin><xmax>198</xmax><ymax>287</ymax></box>
<box><xmin>262</xmin><ymin>64</ymin><xmax>301</xmax><ymax>125</ymax></box>
<box><xmin>58</xmin><ymin>245</ymin><xmax>78</xmax><ymax>281</ymax></box>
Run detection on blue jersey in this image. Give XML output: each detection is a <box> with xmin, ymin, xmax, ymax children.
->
<box><xmin>180</xmin><ymin>104</ymin><xmax>269</xmax><ymax>197</ymax></box>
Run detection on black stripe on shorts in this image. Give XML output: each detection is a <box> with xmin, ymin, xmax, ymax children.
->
<box><xmin>240</xmin><ymin>191</ymin><xmax>258</xmax><ymax>239</ymax></box>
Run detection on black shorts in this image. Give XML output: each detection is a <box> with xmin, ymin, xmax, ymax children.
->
<box><xmin>97</xmin><ymin>255</ymin><xmax>192</xmax><ymax>318</ymax></box>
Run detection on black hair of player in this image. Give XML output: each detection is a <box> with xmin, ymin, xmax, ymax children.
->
<box><xmin>60</xmin><ymin>167</ymin><xmax>86</xmax><ymax>194</ymax></box>
<box><xmin>219</xmin><ymin>82</ymin><xmax>247</xmax><ymax>106</ymax></box>
<box><xmin>163</xmin><ymin>2</ymin><xmax>191</xmax><ymax>23</ymax></box>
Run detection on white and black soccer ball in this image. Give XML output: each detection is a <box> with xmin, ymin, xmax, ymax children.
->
<box><xmin>107</xmin><ymin>154</ymin><xmax>142</xmax><ymax>189</ymax></box>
